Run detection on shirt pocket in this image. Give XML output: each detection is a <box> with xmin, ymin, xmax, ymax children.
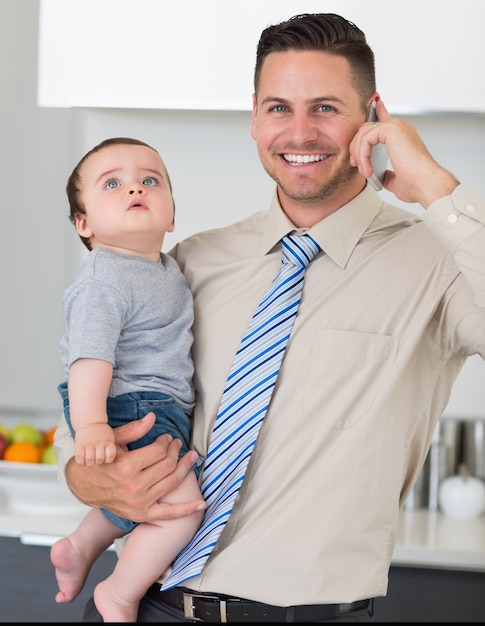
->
<box><xmin>302</xmin><ymin>329</ymin><xmax>399</xmax><ymax>429</ymax></box>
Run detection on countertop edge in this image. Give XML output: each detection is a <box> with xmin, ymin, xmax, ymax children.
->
<box><xmin>0</xmin><ymin>508</ymin><xmax>484</xmax><ymax>572</ymax></box>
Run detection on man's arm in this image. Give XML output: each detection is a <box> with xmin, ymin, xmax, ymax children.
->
<box><xmin>56</xmin><ymin>411</ymin><xmax>206</xmax><ymax>523</ymax></box>
<box><xmin>351</xmin><ymin>98</ymin><xmax>485</xmax><ymax>308</ymax></box>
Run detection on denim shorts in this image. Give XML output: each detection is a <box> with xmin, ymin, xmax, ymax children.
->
<box><xmin>57</xmin><ymin>382</ymin><xmax>202</xmax><ymax>532</ymax></box>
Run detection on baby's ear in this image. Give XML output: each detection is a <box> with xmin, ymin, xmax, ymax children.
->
<box><xmin>74</xmin><ymin>213</ymin><xmax>93</xmax><ymax>238</ymax></box>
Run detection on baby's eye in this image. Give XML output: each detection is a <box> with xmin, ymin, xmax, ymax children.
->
<box><xmin>143</xmin><ymin>177</ymin><xmax>158</xmax><ymax>186</ymax></box>
<box><xmin>105</xmin><ymin>179</ymin><xmax>120</xmax><ymax>190</ymax></box>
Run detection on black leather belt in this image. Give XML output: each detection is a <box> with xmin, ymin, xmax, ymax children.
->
<box><xmin>147</xmin><ymin>584</ymin><xmax>372</xmax><ymax>622</ymax></box>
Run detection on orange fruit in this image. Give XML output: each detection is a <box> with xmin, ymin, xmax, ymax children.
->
<box><xmin>3</xmin><ymin>441</ymin><xmax>41</xmax><ymax>463</ymax></box>
<box><xmin>43</xmin><ymin>426</ymin><xmax>57</xmax><ymax>447</ymax></box>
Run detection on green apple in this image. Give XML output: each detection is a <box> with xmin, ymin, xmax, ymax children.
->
<box><xmin>10</xmin><ymin>422</ymin><xmax>43</xmax><ymax>447</ymax></box>
<box><xmin>0</xmin><ymin>423</ymin><xmax>11</xmax><ymax>443</ymax></box>
<box><xmin>40</xmin><ymin>443</ymin><xmax>58</xmax><ymax>464</ymax></box>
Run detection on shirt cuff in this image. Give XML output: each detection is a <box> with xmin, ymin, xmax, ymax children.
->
<box><xmin>423</xmin><ymin>184</ymin><xmax>485</xmax><ymax>253</ymax></box>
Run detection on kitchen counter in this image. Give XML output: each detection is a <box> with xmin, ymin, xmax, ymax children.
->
<box><xmin>393</xmin><ymin>509</ymin><xmax>485</xmax><ymax>572</ymax></box>
<box><xmin>0</xmin><ymin>506</ymin><xmax>484</xmax><ymax>571</ymax></box>
<box><xmin>0</xmin><ymin>505</ymin><xmax>91</xmax><ymax>546</ymax></box>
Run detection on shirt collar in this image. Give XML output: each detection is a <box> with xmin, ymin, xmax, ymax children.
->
<box><xmin>259</xmin><ymin>184</ymin><xmax>382</xmax><ymax>269</ymax></box>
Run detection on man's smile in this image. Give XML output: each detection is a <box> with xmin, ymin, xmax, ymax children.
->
<box><xmin>283</xmin><ymin>153</ymin><xmax>330</xmax><ymax>164</ymax></box>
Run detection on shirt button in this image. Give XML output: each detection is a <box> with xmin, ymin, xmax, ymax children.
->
<box><xmin>465</xmin><ymin>204</ymin><xmax>477</xmax><ymax>212</ymax></box>
<box><xmin>447</xmin><ymin>214</ymin><xmax>458</xmax><ymax>224</ymax></box>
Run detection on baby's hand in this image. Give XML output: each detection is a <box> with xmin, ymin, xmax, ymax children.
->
<box><xmin>74</xmin><ymin>423</ymin><xmax>116</xmax><ymax>466</ymax></box>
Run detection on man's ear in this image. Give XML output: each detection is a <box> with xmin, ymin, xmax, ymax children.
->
<box><xmin>250</xmin><ymin>93</ymin><xmax>258</xmax><ymax>141</ymax></box>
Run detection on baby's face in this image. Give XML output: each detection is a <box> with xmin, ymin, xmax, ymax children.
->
<box><xmin>75</xmin><ymin>143</ymin><xmax>174</xmax><ymax>257</ymax></box>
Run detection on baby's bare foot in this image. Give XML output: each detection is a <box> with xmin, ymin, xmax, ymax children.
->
<box><xmin>94</xmin><ymin>578</ymin><xmax>139</xmax><ymax>623</ymax></box>
<box><xmin>50</xmin><ymin>536</ymin><xmax>91</xmax><ymax>603</ymax></box>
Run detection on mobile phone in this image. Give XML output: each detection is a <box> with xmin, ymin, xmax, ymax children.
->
<box><xmin>365</xmin><ymin>101</ymin><xmax>388</xmax><ymax>191</ymax></box>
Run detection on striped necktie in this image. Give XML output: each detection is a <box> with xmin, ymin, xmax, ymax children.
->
<box><xmin>162</xmin><ymin>233</ymin><xmax>321</xmax><ymax>589</ymax></box>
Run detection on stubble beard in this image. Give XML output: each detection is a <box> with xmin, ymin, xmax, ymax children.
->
<box><xmin>263</xmin><ymin>158</ymin><xmax>358</xmax><ymax>204</ymax></box>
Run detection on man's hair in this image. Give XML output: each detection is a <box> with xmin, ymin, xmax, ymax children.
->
<box><xmin>254</xmin><ymin>13</ymin><xmax>376</xmax><ymax>109</ymax></box>
<box><xmin>66</xmin><ymin>137</ymin><xmax>173</xmax><ymax>250</ymax></box>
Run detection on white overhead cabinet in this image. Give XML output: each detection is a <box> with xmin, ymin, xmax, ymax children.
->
<box><xmin>38</xmin><ymin>0</ymin><xmax>485</xmax><ymax>114</ymax></box>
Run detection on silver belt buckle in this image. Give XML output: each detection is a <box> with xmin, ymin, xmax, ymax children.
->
<box><xmin>183</xmin><ymin>592</ymin><xmax>228</xmax><ymax>622</ymax></box>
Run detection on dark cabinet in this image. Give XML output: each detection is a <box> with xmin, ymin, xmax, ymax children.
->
<box><xmin>1</xmin><ymin>536</ymin><xmax>484</xmax><ymax>622</ymax></box>
<box><xmin>374</xmin><ymin>566</ymin><xmax>485</xmax><ymax>622</ymax></box>
<box><xmin>0</xmin><ymin>536</ymin><xmax>117</xmax><ymax>622</ymax></box>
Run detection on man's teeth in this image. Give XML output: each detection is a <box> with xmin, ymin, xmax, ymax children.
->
<box><xmin>283</xmin><ymin>154</ymin><xmax>327</xmax><ymax>163</ymax></box>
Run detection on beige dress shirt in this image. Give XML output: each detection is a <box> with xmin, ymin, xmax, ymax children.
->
<box><xmin>55</xmin><ymin>183</ymin><xmax>485</xmax><ymax>606</ymax></box>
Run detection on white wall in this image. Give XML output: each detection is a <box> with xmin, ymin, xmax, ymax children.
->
<box><xmin>1</xmin><ymin>0</ymin><xmax>485</xmax><ymax>419</ymax></box>
<box><xmin>0</xmin><ymin>0</ymin><xmax>78</xmax><ymax>417</ymax></box>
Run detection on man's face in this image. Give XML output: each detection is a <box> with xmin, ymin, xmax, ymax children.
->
<box><xmin>251</xmin><ymin>50</ymin><xmax>367</xmax><ymax>213</ymax></box>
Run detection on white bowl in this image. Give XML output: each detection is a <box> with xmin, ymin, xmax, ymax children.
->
<box><xmin>0</xmin><ymin>459</ymin><xmax>87</xmax><ymax>516</ymax></box>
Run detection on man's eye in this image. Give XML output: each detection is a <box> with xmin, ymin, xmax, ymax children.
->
<box><xmin>105</xmin><ymin>179</ymin><xmax>119</xmax><ymax>189</ymax></box>
<box><xmin>273</xmin><ymin>105</ymin><xmax>287</xmax><ymax>113</ymax></box>
<box><xmin>143</xmin><ymin>177</ymin><xmax>157</xmax><ymax>186</ymax></box>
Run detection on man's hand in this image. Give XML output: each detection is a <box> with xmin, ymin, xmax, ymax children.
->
<box><xmin>350</xmin><ymin>99</ymin><xmax>459</xmax><ymax>208</ymax></box>
<box><xmin>66</xmin><ymin>412</ymin><xmax>206</xmax><ymax>523</ymax></box>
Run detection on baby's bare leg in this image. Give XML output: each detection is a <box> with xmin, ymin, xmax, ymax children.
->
<box><xmin>93</xmin><ymin>471</ymin><xmax>204</xmax><ymax>622</ymax></box>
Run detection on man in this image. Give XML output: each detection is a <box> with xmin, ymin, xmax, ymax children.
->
<box><xmin>54</xmin><ymin>13</ymin><xmax>485</xmax><ymax>623</ymax></box>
